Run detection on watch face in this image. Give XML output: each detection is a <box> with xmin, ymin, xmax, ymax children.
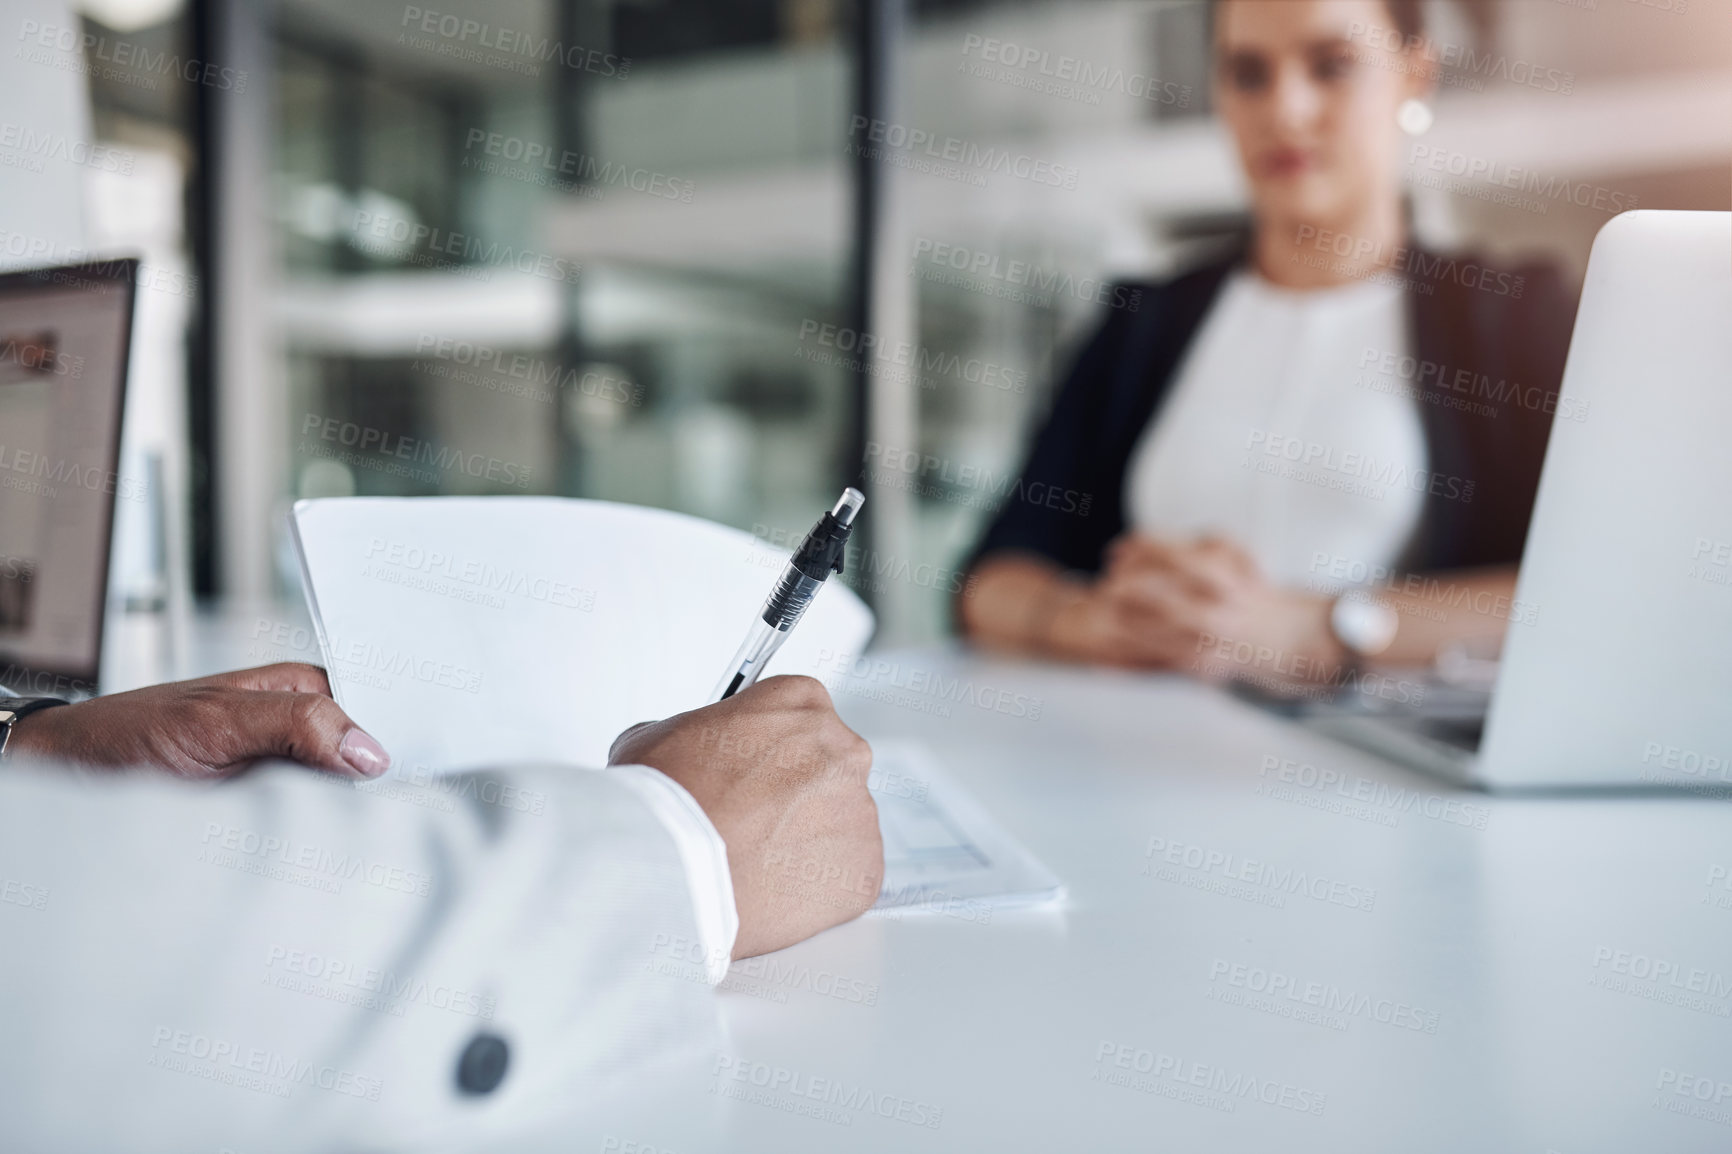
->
<box><xmin>1332</xmin><ymin>596</ymin><xmax>1400</xmax><ymax>657</ymax></box>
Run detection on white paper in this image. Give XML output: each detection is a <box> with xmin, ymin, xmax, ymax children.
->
<box><xmin>867</xmin><ymin>741</ymin><xmax>1066</xmax><ymax>915</ymax></box>
<box><xmin>290</xmin><ymin>496</ymin><xmax>875</xmax><ymax>776</ymax></box>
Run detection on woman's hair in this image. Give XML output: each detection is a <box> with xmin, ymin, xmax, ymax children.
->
<box><xmin>1211</xmin><ymin>0</ymin><xmax>1426</xmax><ymax>44</ymax></box>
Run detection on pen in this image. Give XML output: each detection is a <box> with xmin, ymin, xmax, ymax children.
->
<box><xmin>712</xmin><ymin>487</ymin><xmax>864</xmax><ymax>702</ymax></box>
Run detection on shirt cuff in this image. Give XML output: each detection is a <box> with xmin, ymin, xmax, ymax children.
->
<box><xmin>604</xmin><ymin>764</ymin><xmax>738</xmax><ymax>985</ymax></box>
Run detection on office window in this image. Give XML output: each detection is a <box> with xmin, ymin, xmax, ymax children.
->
<box><xmin>172</xmin><ymin>0</ymin><xmax>1728</xmax><ymax>639</ymax></box>
<box><xmin>264</xmin><ymin>0</ymin><xmax>854</xmax><ymax>591</ymax></box>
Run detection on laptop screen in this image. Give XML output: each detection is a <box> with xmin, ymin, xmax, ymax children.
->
<box><xmin>0</xmin><ymin>260</ymin><xmax>137</xmax><ymax>695</ymax></box>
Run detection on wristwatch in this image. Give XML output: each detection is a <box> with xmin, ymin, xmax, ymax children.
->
<box><xmin>1329</xmin><ymin>594</ymin><xmax>1400</xmax><ymax>658</ymax></box>
<box><xmin>0</xmin><ymin>697</ymin><xmax>70</xmax><ymax>761</ymax></box>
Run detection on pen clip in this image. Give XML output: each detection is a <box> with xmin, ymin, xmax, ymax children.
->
<box><xmin>791</xmin><ymin>488</ymin><xmax>862</xmax><ymax>580</ymax></box>
<box><xmin>793</xmin><ymin>510</ymin><xmax>853</xmax><ymax>578</ymax></box>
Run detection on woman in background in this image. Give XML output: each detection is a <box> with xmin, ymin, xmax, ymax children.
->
<box><xmin>960</xmin><ymin>0</ymin><xmax>1577</xmax><ymax>686</ymax></box>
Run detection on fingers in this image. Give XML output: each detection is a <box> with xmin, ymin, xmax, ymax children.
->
<box><xmin>1107</xmin><ymin>535</ymin><xmax>1261</xmax><ymax>601</ymax></box>
<box><xmin>240</xmin><ymin>691</ymin><xmax>391</xmax><ymax>778</ymax></box>
<box><xmin>204</xmin><ymin>663</ymin><xmax>335</xmax><ymax>698</ymax></box>
<box><xmin>1104</xmin><ymin>533</ymin><xmax>1177</xmax><ymax>576</ymax></box>
<box><xmin>610</xmin><ymin>676</ymin><xmax>856</xmax><ymax>785</ymax></box>
<box><xmin>607</xmin><ymin>720</ymin><xmax>662</xmax><ymax>765</ymax></box>
<box><xmin>1112</xmin><ymin>618</ymin><xmax>1211</xmax><ymax>671</ymax></box>
<box><xmin>198</xmin><ymin>668</ymin><xmax>383</xmax><ymax>776</ymax></box>
<box><xmin>1181</xmin><ymin>537</ymin><xmax>1261</xmax><ymax>594</ymax></box>
<box><xmin>1082</xmin><ymin>577</ymin><xmax>1220</xmax><ymax>670</ymax></box>
<box><xmin>729</xmin><ymin>678</ymin><xmax>870</xmax><ymax>800</ymax></box>
<box><xmin>828</xmin><ymin>720</ymin><xmax>874</xmax><ymax>788</ymax></box>
<box><xmin>1106</xmin><ymin>539</ymin><xmax>1230</xmax><ymax>603</ymax></box>
<box><xmin>761</xmin><ymin>676</ymin><xmax>869</xmax><ymax>763</ymax></box>
<box><xmin>743</xmin><ymin>674</ymin><xmax>834</xmax><ymax>712</ymax></box>
<box><xmin>1165</xmin><ymin>551</ymin><xmax>1244</xmax><ymax>602</ymax></box>
<box><xmin>735</xmin><ymin>676</ymin><xmax>871</xmax><ymax>787</ymax></box>
<box><xmin>1195</xmin><ymin>535</ymin><xmax>1259</xmax><ymax>576</ymax></box>
<box><xmin>1101</xmin><ymin>567</ymin><xmax>1204</xmax><ymax>620</ymax></box>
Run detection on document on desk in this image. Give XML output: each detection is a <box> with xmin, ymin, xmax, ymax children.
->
<box><xmin>867</xmin><ymin>741</ymin><xmax>1065</xmax><ymax>914</ymax></box>
<box><xmin>288</xmin><ymin>497</ymin><xmax>875</xmax><ymax>775</ymax></box>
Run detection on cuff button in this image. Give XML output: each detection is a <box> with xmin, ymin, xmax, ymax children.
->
<box><xmin>455</xmin><ymin>1032</ymin><xmax>510</xmax><ymax>1096</ymax></box>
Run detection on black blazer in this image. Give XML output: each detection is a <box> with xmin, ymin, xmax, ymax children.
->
<box><xmin>966</xmin><ymin>248</ymin><xmax>1579</xmax><ymax>581</ymax></box>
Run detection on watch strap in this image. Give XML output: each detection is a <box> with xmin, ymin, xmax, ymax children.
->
<box><xmin>0</xmin><ymin>697</ymin><xmax>70</xmax><ymax>761</ymax></box>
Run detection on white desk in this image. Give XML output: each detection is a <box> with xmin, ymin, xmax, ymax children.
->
<box><xmin>122</xmin><ymin>609</ymin><xmax>1732</xmax><ymax>1152</ymax></box>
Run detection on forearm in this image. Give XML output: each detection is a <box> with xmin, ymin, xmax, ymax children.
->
<box><xmin>959</xmin><ymin>553</ymin><xmax>1088</xmax><ymax>656</ymax></box>
<box><xmin>1358</xmin><ymin>566</ymin><xmax>1522</xmax><ymax>666</ymax></box>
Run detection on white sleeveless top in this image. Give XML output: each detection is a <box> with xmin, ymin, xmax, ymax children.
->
<box><xmin>1123</xmin><ymin>269</ymin><xmax>1428</xmax><ymax>591</ymax></box>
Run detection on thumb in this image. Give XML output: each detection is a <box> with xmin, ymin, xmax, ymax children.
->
<box><xmin>608</xmin><ymin>720</ymin><xmax>659</xmax><ymax>765</ymax></box>
<box><xmin>245</xmin><ymin>691</ymin><xmax>392</xmax><ymax>778</ymax></box>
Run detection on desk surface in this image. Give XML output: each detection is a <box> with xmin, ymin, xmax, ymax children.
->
<box><xmin>126</xmin><ymin>608</ymin><xmax>1732</xmax><ymax>1152</ymax></box>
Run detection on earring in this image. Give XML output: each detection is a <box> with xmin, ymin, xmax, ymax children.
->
<box><xmin>1397</xmin><ymin>99</ymin><xmax>1434</xmax><ymax>136</ymax></box>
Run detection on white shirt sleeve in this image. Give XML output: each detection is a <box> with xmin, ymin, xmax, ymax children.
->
<box><xmin>604</xmin><ymin>764</ymin><xmax>738</xmax><ymax>984</ymax></box>
<box><xmin>0</xmin><ymin>760</ymin><xmax>730</xmax><ymax>1152</ymax></box>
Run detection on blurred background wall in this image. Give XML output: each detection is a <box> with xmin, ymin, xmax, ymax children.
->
<box><xmin>17</xmin><ymin>0</ymin><xmax>1730</xmax><ymax>645</ymax></box>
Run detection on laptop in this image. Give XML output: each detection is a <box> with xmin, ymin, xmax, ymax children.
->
<box><xmin>1297</xmin><ymin>211</ymin><xmax>1732</xmax><ymax>791</ymax></box>
<box><xmin>0</xmin><ymin>259</ymin><xmax>138</xmax><ymax>700</ymax></box>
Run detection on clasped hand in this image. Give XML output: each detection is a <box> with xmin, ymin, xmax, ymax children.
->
<box><xmin>1050</xmin><ymin>534</ymin><xmax>1342</xmax><ymax>681</ymax></box>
